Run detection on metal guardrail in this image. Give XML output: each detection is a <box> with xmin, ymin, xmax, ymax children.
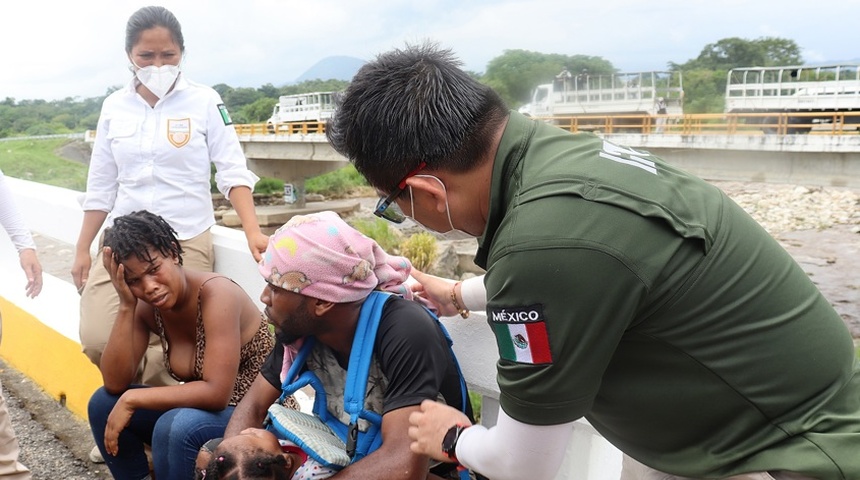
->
<box><xmin>234</xmin><ymin>122</ymin><xmax>327</xmax><ymax>136</ymax></box>
<box><xmin>538</xmin><ymin>111</ymin><xmax>860</xmax><ymax>135</ymax></box>
<box><xmin>7</xmin><ymin>112</ymin><xmax>860</xmax><ymax>146</ymax></box>
<box><xmin>234</xmin><ymin>111</ymin><xmax>860</xmax><ymax>137</ymax></box>
<box><xmin>0</xmin><ymin>133</ymin><xmax>85</xmax><ymax>142</ymax></box>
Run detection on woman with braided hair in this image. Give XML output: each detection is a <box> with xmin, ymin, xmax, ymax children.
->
<box><xmin>87</xmin><ymin>210</ymin><xmax>276</xmax><ymax>480</ymax></box>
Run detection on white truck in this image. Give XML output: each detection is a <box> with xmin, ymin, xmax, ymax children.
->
<box><xmin>725</xmin><ymin>64</ymin><xmax>860</xmax><ymax>133</ymax></box>
<box><xmin>520</xmin><ymin>70</ymin><xmax>684</xmax><ymax>119</ymax></box>
<box><xmin>266</xmin><ymin>91</ymin><xmax>339</xmax><ymax>133</ymax></box>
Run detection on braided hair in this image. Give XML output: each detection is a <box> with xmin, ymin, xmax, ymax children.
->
<box><xmin>103</xmin><ymin>210</ymin><xmax>184</xmax><ymax>266</ymax></box>
<box><xmin>200</xmin><ymin>448</ymin><xmax>292</xmax><ymax>480</ymax></box>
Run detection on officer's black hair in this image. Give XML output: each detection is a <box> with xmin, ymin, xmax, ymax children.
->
<box><xmin>125</xmin><ymin>5</ymin><xmax>186</xmax><ymax>54</ymax></box>
<box><xmin>326</xmin><ymin>40</ymin><xmax>508</xmax><ymax>193</ymax></box>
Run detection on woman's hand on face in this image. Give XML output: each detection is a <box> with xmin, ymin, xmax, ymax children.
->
<box><xmin>102</xmin><ymin>247</ymin><xmax>136</xmax><ymax>306</ymax></box>
<box><xmin>103</xmin><ymin>393</ymin><xmax>136</xmax><ymax>457</ymax></box>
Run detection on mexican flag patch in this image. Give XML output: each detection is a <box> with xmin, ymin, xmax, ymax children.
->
<box><xmin>217</xmin><ymin>103</ymin><xmax>233</xmax><ymax>125</ymax></box>
<box><xmin>488</xmin><ymin>304</ymin><xmax>552</xmax><ymax>365</ymax></box>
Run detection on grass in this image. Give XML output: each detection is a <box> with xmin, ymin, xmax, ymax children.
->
<box><xmin>348</xmin><ymin>217</ymin><xmax>403</xmax><ymax>254</ymax></box>
<box><xmin>306</xmin><ymin>164</ymin><xmax>368</xmax><ymax>197</ymax></box>
<box><xmin>399</xmin><ymin>232</ymin><xmax>438</xmax><ymax>271</ymax></box>
<box><xmin>3</xmin><ymin>138</ymin><xmax>370</xmax><ymax>199</ymax></box>
<box><xmin>0</xmin><ymin>139</ymin><xmax>88</xmax><ymax>190</ymax></box>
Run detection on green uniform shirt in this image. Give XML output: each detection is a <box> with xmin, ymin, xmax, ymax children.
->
<box><xmin>477</xmin><ymin>111</ymin><xmax>860</xmax><ymax>478</ymax></box>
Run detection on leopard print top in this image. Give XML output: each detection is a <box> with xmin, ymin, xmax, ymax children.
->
<box><xmin>154</xmin><ymin>276</ymin><xmax>274</xmax><ymax>406</ymax></box>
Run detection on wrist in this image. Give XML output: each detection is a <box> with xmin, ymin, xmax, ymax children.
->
<box><xmin>441</xmin><ymin>423</ymin><xmax>470</xmax><ymax>463</ymax></box>
<box><xmin>450</xmin><ymin>282</ymin><xmax>469</xmax><ymax>319</ymax></box>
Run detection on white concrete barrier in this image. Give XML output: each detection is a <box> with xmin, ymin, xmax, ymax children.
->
<box><xmin>0</xmin><ymin>178</ymin><xmax>622</xmax><ymax>480</ymax></box>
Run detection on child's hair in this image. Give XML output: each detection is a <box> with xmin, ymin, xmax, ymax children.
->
<box><xmin>199</xmin><ymin>448</ymin><xmax>291</xmax><ymax>480</ymax></box>
<box><xmin>103</xmin><ymin>210</ymin><xmax>184</xmax><ymax>266</ymax></box>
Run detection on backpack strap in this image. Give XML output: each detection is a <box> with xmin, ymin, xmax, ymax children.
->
<box><xmin>276</xmin><ymin>337</ymin><xmax>335</xmax><ymax>422</ymax></box>
<box><xmin>424</xmin><ymin>306</ymin><xmax>473</xmax><ymax>480</ymax></box>
<box><xmin>427</xmin><ymin>308</ymin><xmax>469</xmax><ymax>417</ymax></box>
<box><xmin>342</xmin><ymin>290</ymin><xmax>390</xmax><ymax>460</ymax></box>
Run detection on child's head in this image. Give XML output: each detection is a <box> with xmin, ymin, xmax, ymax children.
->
<box><xmin>200</xmin><ymin>428</ymin><xmax>335</xmax><ymax>480</ymax></box>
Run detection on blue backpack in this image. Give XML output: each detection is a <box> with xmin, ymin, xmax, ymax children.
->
<box><xmin>266</xmin><ymin>291</ymin><xmax>471</xmax><ymax>477</ymax></box>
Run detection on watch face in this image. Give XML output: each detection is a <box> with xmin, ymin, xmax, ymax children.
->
<box><xmin>442</xmin><ymin>425</ymin><xmax>463</xmax><ymax>458</ymax></box>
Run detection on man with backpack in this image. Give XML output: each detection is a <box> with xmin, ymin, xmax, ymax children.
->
<box><xmin>201</xmin><ymin>211</ymin><xmax>475</xmax><ymax>480</ymax></box>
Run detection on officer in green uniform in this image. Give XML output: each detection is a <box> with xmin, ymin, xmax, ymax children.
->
<box><xmin>325</xmin><ymin>42</ymin><xmax>860</xmax><ymax>480</ymax></box>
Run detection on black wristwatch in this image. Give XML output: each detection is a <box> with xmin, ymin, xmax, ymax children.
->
<box><xmin>441</xmin><ymin>424</ymin><xmax>469</xmax><ymax>463</ymax></box>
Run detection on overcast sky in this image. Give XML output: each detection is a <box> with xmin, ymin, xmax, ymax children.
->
<box><xmin>4</xmin><ymin>0</ymin><xmax>860</xmax><ymax>101</ymax></box>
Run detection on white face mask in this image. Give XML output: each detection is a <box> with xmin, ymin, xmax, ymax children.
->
<box><xmin>409</xmin><ymin>175</ymin><xmax>476</xmax><ymax>241</ymax></box>
<box><xmin>133</xmin><ymin>62</ymin><xmax>181</xmax><ymax>98</ymax></box>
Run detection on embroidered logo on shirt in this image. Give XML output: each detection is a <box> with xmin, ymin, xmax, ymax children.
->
<box><xmin>167</xmin><ymin>118</ymin><xmax>191</xmax><ymax>148</ymax></box>
<box><xmin>488</xmin><ymin>304</ymin><xmax>553</xmax><ymax>365</ymax></box>
<box><xmin>218</xmin><ymin>103</ymin><xmax>233</xmax><ymax>125</ymax></box>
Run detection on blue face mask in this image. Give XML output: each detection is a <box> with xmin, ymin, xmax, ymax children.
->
<box><xmin>409</xmin><ymin>175</ymin><xmax>476</xmax><ymax>241</ymax></box>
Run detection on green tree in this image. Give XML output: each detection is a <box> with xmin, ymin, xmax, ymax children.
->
<box><xmin>51</xmin><ymin>113</ymin><xmax>77</xmax><ymax>130</ymax></box>
<box><xmin>679</xmin><ymin>69</ymin><xmax>726</xmax><ymax>113</ymax></box>
<box><xmin>756</xmin><ymin>37</ymin><xmax>803</xmax><ymax>66</ymax></box>
<box><xmin>279</xmin><ymin>79</ymin><xmax>350</xmax><ymax>96</ymax></box>
<box><xmin>240</xmin><ymin>97</ymin><xmax>278</xmax><ymax>123</ymax></box>
<box><xmin>672</xmin><ymin>37</ymin><xmax>803</xmax><ymax>71</ymax></box>
<box><xmin>222</xmin><ymin>87</ymin><xmax>264</xmax><ymax>110</ymax></box>
<box><xmin>483</xmin><ymin>50</ymin><xmax>614</xmax><ymax>107</ymax></box>
<box><xmin>212</xmin><ymin>83</ymin><xmax>233</xmax><ymax>98</ymax></box>
<box><xmin>257</xmin><ymin>83</ymin><xmax>280</xmax><ymax>98</ymax></box>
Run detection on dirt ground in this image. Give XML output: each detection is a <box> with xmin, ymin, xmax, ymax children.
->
<box><xmin>774</xmin><ymin>224</ymin><xmax>860</xmax><ymax>339</ymax></box>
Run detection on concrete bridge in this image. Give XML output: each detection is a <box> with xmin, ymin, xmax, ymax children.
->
<box><xmin>234</xmin><ymin>127</ymin><xmax>860</xmax><ymax>202</ymax></box>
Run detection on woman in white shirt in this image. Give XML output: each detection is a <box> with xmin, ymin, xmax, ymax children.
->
<box><xmin>0</xmin><ymin>168</ymin><xmax>41</xmax><ymax>478</ymax></box>
<box><xmin>72</xmin><ymin>5</ymin><xmax>267</xmax><ymax>389</ymax></box>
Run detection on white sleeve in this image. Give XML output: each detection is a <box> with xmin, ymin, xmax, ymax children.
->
<box><xmin>0</xmin><ymin>171</ymin><xmax>36</xmax><ymax>252</ymax></box>
<box><xmin>205</xmin><ymin>91</ymin><xmax>259</xmax><ymax>197</ymax></box>
<box><xmin>460</xmin><ymin>274</ymin><xmax>487</xmax><ymax>311</ymax></box>
<box><xmin>81</xmin><ymin>99</ymin><xmax>119</xmax><ymax>212</ymax></box>
<box><xmin>457</xmin><ymin>408</ymin><xmax>574</xmax><ymax>480</ymax></box>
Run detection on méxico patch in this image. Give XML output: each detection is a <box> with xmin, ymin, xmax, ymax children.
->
<box><xmin>488</xmin><ymin>304</ymin><xmax>553</xmax><ymax>365</ymax></box>
<box><xmin>217</xmin><ymin>103</ymin><xmax>233</xmax><ymax>125</ymax></box>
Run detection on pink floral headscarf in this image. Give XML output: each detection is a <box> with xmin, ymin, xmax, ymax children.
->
<box><xmin>258</xmin><ymin>211</ymin><xmax>414</xmax><ymax>303</ymax></box>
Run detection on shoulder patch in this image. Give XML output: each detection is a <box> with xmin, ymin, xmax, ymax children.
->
<box><xmin>487</xmin><ymin>304</ymin><xmax>553</xmax><ymax>365</ymax></box>
<box><xmin>217</xmin><ymin>103</ymin><xmax>233</xmax><ymax>125</ymax></box>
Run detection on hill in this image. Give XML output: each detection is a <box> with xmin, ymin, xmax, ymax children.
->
<box><xmin>295</xmin><ymin>55</ymin><xmax>366</xmax><ymax>82</ymax></box>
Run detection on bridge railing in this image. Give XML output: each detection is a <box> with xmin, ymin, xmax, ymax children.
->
<box><xmin>538</xmin><ymin>111</ymin><xmax>860</xmax><ymax>135</ymax></box>
<box><xmin>0</xmin><ymin>177</ymin><xmax>623</xmax><ymax>480</ymax></box>
<box><xmin>235</xmin><ymin>121</ymin><xmax>327</xmax><ymax>136</ymax></box>
<box><xmin>234</xmin><ymin>111</ymin><xmax>860</xmax><ymax>137</ymax></box>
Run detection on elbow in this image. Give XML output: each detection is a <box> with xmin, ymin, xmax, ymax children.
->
<box><xmin>102</xmin><ymin>381</ymin><xmax>129</xmax><ymax>396</ymax></box>
<box><xmin>200</xmin><ymin>385</ymin><xmax>233</xmax><ymax>411</ymax></box>
<box><xmin>205</xmin><ymin>397</ymin><xmax>232</xmax><ymax>411</ymax></box>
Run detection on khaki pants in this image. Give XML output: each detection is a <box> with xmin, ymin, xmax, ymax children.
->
<box><xmin>0</xmin><ymin>314</ymin><xmax>32</xmax><ymax>480</ymax></box>
<box><xmin>621</xmin><ymin>455</ymin><xmax>818</xmax><ymax>480</ymax></box>
<box><xmin>79</xmin><ymin>229</ymin><xmax>214</xmax><ymax>386</ymax></box>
